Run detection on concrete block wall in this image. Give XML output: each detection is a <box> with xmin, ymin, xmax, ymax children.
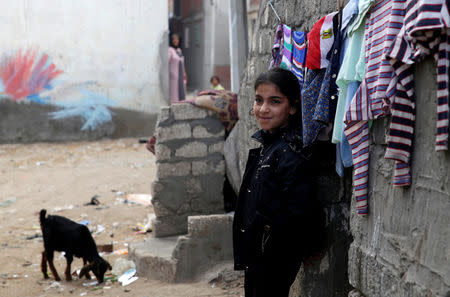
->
<box><xmin>347</xmin><ymin>59</ymin><xmax>450</xmax><ymax>297</ymax></box>
<box><xmin>151</xmin><ymin>103</ymin><xmax>226</xmax><ymax>237</ymax></box>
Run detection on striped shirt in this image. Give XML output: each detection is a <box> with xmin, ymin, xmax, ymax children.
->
<box><xmin>292</xmin><ymin>31</ymin><xmax>307</xmax><ymax>88</ymax></box>
<box><xmin>344</xmin><ymin>0</ymin><xmax>402</xmax><ymax>215</ymax></box>
<box><xmin>281</xmin><ymin>25</ymin><xmax>293</xmax><ymax>70</ymax></box>
<box><xmin>386</xmin><ymin>0</ymin><xmax>450</xmax><ymax>152</ymax></box>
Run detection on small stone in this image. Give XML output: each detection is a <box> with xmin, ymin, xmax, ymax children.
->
<box><xmin>124</xmin><ymin>287</ymin><xmax>131</xmax><ymax>292</ymax></box>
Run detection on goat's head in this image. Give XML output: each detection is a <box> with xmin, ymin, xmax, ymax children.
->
<box><xmin>79</xmin><ymin>257</ymin><xmax>112</xmax><ymax>283</ymax></box>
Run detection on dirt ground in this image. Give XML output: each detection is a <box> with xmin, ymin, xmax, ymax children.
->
<box><xmin>0</xmin><ymin>138</ymin><xmax>243</xmax><ymax>297</ymax></box>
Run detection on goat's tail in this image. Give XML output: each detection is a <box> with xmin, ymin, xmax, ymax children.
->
<box><xmin>39</xmin><ymin>209</ymin><xmax>47</xmax><ymax>228</ymax></box>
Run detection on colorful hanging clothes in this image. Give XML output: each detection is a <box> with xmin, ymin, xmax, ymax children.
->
<box><xmin>305</xmin><ymin>12</ymin><xmax>338</xmax><ymax>70</ymax></box>
<box><xmin>269</xmin><ymin>25</ymin><xmax>284</xmax><ymax>69</ymax></box>
<box><xmin>281</xmin><ymin>25</ymin><xmax>293</xmax><ymax>70</ymax></box>
<box><xmin>292</xmin><ymin>31</ymin><xmax>307</xmax><ymax>88</ymax></box>
<box><xmin>386</xmin><ymin>0</ymin><xmax>450</xmax><ymax>156</ymax></box>
<box><xmin>302</xmin><ymin>12</ymin><xmax>340</xmax><ymax>147</ymax></box>
<box><xmin>334</xmin><ymin>0</ymin><xmax>371</xmax><ymax>177</ymax></box>
<box><xmin>344</xmin><ymin>0</ymin><xmax>402</xmax><ymax>215</ymax></box>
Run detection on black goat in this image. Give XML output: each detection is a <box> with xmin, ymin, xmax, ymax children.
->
<box><xmin>39</xmin><ymin>209</ymin><xmax>112</xmax><ymax>282</ymax></box>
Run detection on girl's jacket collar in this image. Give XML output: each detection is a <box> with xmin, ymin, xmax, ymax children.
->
<box><xmin>251</xmin><ymin>126</ymin><xmax>306</xmax><ymax>154</ymax></box>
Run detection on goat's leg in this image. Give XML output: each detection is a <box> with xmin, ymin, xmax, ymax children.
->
<box><xmin>41</xmin><ymin>251</ymin><xmax>49</xmax><ymax>279</ymax></box>
<box><xmin>82</xmin><ymin>258</ymin><xmax>91</xmax><ymax>279</ymax></box>
<box><xmin>46</xmin><ymin>251</ymin><xmax>61</xmax><ymax>281</ymax></box>
<box><xmin>64</xmin><ymin>254</ymin><xmax>73</xmax><ymax>281</ymax></box>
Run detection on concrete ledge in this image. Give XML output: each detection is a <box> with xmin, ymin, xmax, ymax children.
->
<box><xmin>130</xmin><ymin>214</ymin><xmax>234</xmax><ymax>283</ymax></box>
<box><xmin>129</xmin><ymin>236</ymin><xmax>178</xmax><ymax>282</ymax></box>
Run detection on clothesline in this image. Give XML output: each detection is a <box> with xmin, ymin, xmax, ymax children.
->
<box><xmin>267</xmin><ymin>0</ymin><xmax>450</xmax><ymax>216</ymax></box>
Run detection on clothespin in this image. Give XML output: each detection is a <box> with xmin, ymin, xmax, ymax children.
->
<box><xmin>337</xmin><ymin>0</ymin><xmax>344</xmax><ymax>24</ymax></box>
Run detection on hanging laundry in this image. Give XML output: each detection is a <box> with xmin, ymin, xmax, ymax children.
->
<box><xmin>269</xmin><ymin>24</ymin><xmax>284</xmax><ymax>69</ymax></box>
<box><xmin>292</xmin><ymin>31</ymin><xmax>307</xmax><ymax>88</ymax></box>
<box><xmin>332</xmin><ymin>0</ymin><xmax>361</xmax><ymax>177</ymax></box>
<box><xmin>305</xmin><ymin>12</ymin><xmax>338</xmax><ymax>70</ymax></box>
<box><xmin>386</xmin><ymin>0</ymin><xmax>450</xmax><ymax>156</ymax></box>
<box><xmin>280</xmin><ymin>25</ymin><xmax>293</xmax><ymax>70</ymax></box>
<box><xmin>344</xmin><ymin>0</ymin><xmax>402</xmax><ymax>216</ymax></box>
<box><xmin>302</xmin><ymin>12</ymin><xmax>340</xmax><ymax>147</ymax></box>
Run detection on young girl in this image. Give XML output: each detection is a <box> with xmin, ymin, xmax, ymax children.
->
<box><xmin>233</xmin><ymin>68</ymin><xmax>324</xmax><ymax>297</ymax></box>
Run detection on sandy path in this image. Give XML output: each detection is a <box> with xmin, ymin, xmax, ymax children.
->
<box><xmin>0</xmin><ymin>139</ymin><xmax>243</xmax><ymax>297</ymax></box>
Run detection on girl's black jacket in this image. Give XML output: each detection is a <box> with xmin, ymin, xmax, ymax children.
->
<box><xmin>233</xmin><ymin>127</ymin><xmax>325</xmax><ymax>270</ymax></box>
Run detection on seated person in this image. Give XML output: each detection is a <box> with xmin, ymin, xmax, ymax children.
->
<box><xmin>210</xmin><ymin>75</ymin><xmax>225</xmax><ymax>90</ymax></box>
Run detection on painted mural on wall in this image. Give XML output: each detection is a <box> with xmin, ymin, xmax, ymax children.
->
<box><xmin>0</xmin><ymin>49</ymin><xmax>63</xmax><ymax>103</ymax></box>
<box><xmin>0</xmin><ymin>49</ymin><xmax>115</xmax><ymax>131</ymax></box>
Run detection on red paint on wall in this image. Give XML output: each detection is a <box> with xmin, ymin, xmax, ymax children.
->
<box><xmin>0</xmin><ymin>49</ymin><xmax>63</xmax><ymax>101</ymax></box>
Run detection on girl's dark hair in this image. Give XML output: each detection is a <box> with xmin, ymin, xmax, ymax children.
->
<box><xmin>210</xmin><ymin>75</ymin><xmax>220</xmax><ymax>83</ymax></box>
<box><xmin>254</xmin><ymin>67</ymin><xmax>302</xmax><ymax>127</ymax></box>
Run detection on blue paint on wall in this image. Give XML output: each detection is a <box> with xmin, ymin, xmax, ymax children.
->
<box><xmin>49</xmin><ymin>88</ymin><xmax>116</xmax><ymax>131</ymax></box>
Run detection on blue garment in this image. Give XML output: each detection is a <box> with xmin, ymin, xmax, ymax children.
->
<box><xmin>334</xmin><ymin>0</ymin><xmax>359</xmax><ymax>176</ymax></box>
<box><xmin>301</xmin><ymin>12</ymin><xmax>340</xmax><ymax>147</ymax></box>
<box><xmin>292</xmin><ymin>31</ymin><xmax>307</xmax><ymax>89</ymax></box>
<box><xmin>341</xmin><ymin>0</ymin><xmax>359</xmax><ymax>33</ymax></box>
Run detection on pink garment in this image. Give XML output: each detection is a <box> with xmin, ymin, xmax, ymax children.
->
<box><xmin>169</xmin><ymin>46</ymin><xmax>186</xmax><ymax>103</ymax></box>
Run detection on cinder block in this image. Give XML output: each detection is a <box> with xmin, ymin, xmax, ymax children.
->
<box><xmin>172</xmin><ymin>103</ymin><xmax>208</xmax><ymax>120</ymax></box>
<box><xmin>155</xmin><ymin>144</ymin><xmax>171</xmax><ymax>161</ymax></box>
<box><xmin>152</xmin><ymin>200</ymin><xmax>174</xmax><ymax>217</ymax></box>
<box><xmin>184</xmin><ymin>178</ymin><xmax>203</xmax><ymax>194</ymax></box>
<box><xmin>157</xmin><ymin>123</ymin><xmax>191</xmax><ymax>142</ymax></box>
<box><xmin>152</xmin><ymin>216</ymin><xmax>188</xmax><ymax>238</ymax></box>
<box><xmin>157</xmin><ymin>162</ymin><xmax>191</xmax><ymax>179</ymax></box>
<box><xmin>208</xmin><ymin>141</ymin><xmax>224</xmax><ymax>154</ymax></box>
<box><xmin>159</xmin><ymin>106</ymin><xmax>171</xmax><ymax>123</ymax></box>
<box><xmin>192</xmin><ymin>160</ymin><xmax>225</xmax><ymax>176</ymax></box>
<box><xmin>175</xmin><ymin>142</ymin><xmax>208</xmax><ymax>158</ymax></box>
<box><xmin>192</xmin><ymin>125</ymin><xmax>225</xmax><ymax>138</ymax></box>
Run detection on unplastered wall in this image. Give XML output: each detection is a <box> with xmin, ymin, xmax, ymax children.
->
<box><xmin>348</xmin><ymin>59</ymin><xmax>450</xmax><ymax>297</ymax></box>
<box><xmin>0</xmin><ymin>0</ymin><xmax>168</xmax><ymax>133</ymax></box>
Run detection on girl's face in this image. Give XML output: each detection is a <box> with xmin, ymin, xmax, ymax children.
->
<box><xmin>172</xmin><ymin>35</ymin><xmax>179</xmax><ymax>47</ymax></box>
<box><xmin>253</xmin><ymin>83</ymin><xmax>296</xmax><ymax>133</ymax></box>
<box><xmin>211</xmin><ymin>77</ymin><xmax>219</xmax><ymax>86</ymax></box>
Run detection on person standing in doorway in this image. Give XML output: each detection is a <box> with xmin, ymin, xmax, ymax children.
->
<box><xmin>233</xmin><ymin>67</ymin><xmax>325</xmax><ymax>297</ymax></box>
<box><xmin>169</xmin><ymin>33</ymin><xmax>187</xmax><ymax>103</ymax></box>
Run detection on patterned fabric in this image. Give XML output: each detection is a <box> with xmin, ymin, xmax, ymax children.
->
<box><xmin>186</xmin><ymin>90</ymin><xmax>238</xmax><ymax>132</ymax></box>
<box><xmin>344</xmin><ymin>0</ymin><xmax>401</xmax><ymax>215</ymax></box>
<box><xmin>281</xmin><ymin>25</ymin><xmax>293</xmax><ymax>70</ymax></box>
<box><xmin>301</xmin><ymin>69</ymin><xmax>327</xmax><ymax>147</ymax></box>
<box><xmin>269</xmin><ymin>25</ymin><xmax>284</xmax><ymax>69</ymax></box>
<box><xmin>292</xmin><ymin>31</ymin><xmax>307</xmax><ymax>88</ymax></box>
<box><xmin>301</xmin><ymin>12</ymin><xmax>340</xmax><ymax>148</ymax></box>
<box><xmin>305</xmin><ymin>12</ymin><xmax>338</xmax><ymax>70</ymax></box>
